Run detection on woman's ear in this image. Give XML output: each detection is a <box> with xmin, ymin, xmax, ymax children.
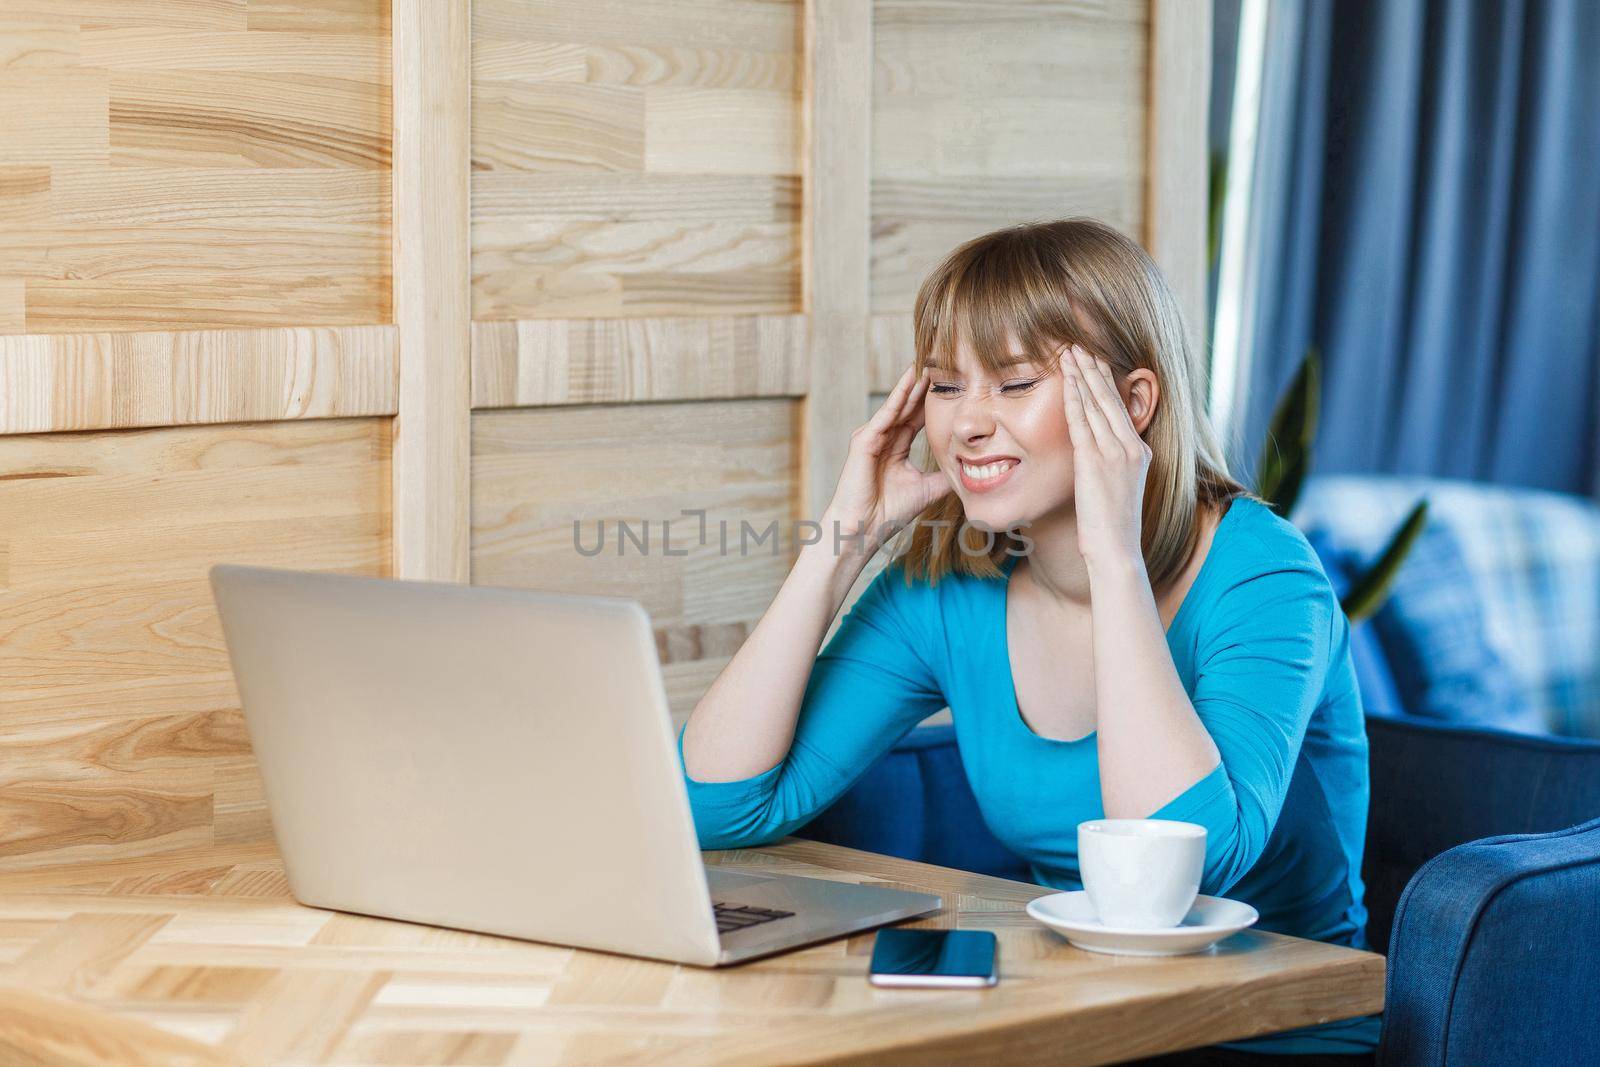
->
<box><xmin>1123</xmin><ymin>369</ymin><xmax>1159</xmax><ymax>436</ymax></box>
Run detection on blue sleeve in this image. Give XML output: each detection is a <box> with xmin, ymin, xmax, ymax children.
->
<box><xmin>1148</xmin><ymin>555</ymin><xmax>1336</xmax><ymax>895</ymax></box>
<box><xmin>674</xmin><ymin>563</ymin><xmax>947</xmax><ymax>850</ymax></box>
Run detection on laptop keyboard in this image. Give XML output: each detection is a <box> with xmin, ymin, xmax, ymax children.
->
<box><xmin>712</xmin><ymin>901</ymin><xmax>795</xmax><ymax>935</ymax></box>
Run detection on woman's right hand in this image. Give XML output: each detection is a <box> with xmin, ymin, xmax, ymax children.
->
<box><xmin>822</xmin><ymin>363</ymin><xmax>954</xmax><ymax>557</ymax></box>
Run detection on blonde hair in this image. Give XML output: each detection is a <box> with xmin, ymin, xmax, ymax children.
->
<box><xmin>895</xmin><ymin>217</ymin><xmax>1257</xmax><ymax>591</ymax></box>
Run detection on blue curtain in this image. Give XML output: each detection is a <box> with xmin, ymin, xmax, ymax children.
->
<box><xmin>1227</xmin><ymin>0</ymin><xmax>1600</xmax><ymax>497</ymax></box>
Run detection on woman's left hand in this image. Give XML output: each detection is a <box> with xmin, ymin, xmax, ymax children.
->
<box><xmin>1059</xmin><ymin>342</ymin><xmax>1151</xmax><ymax>570</ymax></box>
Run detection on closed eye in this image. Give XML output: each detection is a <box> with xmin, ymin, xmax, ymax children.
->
<box><xmin>929</xmin><ymin>379</ymin><xmax>1037</xmax><ymax>397</ymax></box>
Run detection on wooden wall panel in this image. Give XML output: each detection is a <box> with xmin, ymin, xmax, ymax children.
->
<box><xmin>391</xmin><ymin>0</ymin><xmax>471</xmax><ymax>582</ymax></box>
<box><xmin>0</xmin><ymin>418</ymin><xmax>392</xmax><ymax>869</ymax></box>
<box><xmin>0</xmin><ymin>0</ymin><xmax>1206</xmax><ymax>877</ymax></box>
<box><xmin>0</xmin><ymin>2</ymin><xmax>392</xmax><ymax>335</ymax></box>
<box><xmin>0</xmin><ymin>325</ymin><xmax>397</xmax><ymax>435</ymax></box>
<box><xmin>1147</xmin><ymin>0</ymin><xmax>1213</xmax><ymax>361</ymax></box>
<box><xmin>471</xmin><ymin>400</ymin><xmax>800</xmax><ymax>725</ymax></box>
<box><xmin>798</xmin><ymin>0</ymin><xmax>871</xmax><ymax>525</ymax></box>
<box><xmin>867</xmin><ymin>0</ymin><xmax>1150</xmax><ymax>390</ymax></box>
<box><xmin>472</xmin><ymin>314</ymin><xmax>808</xmax><ymax>407</ymax></box>
<box><xmin>470</xmin><ymin>0</ymin><xmax>803</xmax><ymax>320</ymax></box>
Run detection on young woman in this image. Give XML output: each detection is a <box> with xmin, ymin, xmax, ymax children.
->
<box><xmin>676</xmin><ymin>218</ymin><xmax>1377</xmax><ymax>1063</ymax></box>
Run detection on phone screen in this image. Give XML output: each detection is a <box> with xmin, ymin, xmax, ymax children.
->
<box><xmin>868</xmin><ymin>928</ymin><xmax>998</xmax><ymax>987</ymax></box>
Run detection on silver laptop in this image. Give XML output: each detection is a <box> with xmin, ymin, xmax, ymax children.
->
<box><xmin>208</xmin><ymin>564</ymin><xmax>942</xmax><ymax>966</ymax></box>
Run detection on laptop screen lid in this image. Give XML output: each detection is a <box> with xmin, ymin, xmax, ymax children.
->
<box><xmin>209</xmin><ymin>564</ymin><xmax>723</xmax><ymax>965</ymax></box>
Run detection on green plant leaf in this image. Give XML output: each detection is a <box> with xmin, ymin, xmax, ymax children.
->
<box><xmin>1341</xmin><ymin>498</ymin><xmax>1430</xmax><ymax>623</ymax></box>
<box><xmin>1269</xmin><ymin>448</ymin><xmax>1308</xmax><ymax>519</ymax></box>
<box><xmin>1208</xmin><ymin>151</ymin><xmax>1229</xmax><ymax>269</ymax></box>
<box><xmin>1255</xmin><ymin>348</ymin><xmax>1321</xmax><ymax>512</ymax></box>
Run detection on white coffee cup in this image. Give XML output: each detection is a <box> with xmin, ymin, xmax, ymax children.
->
<box><xmin>1077</xmin><ymin>819</ymin><xmax>1207</xmax><ymax>929</ymax></box>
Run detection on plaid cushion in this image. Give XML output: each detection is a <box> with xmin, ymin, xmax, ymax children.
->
<box><xmin>1368</xmin><ymin>522</ymin><xmax>1541</xmax><ymax>732</ymax></box>
<box><xmin>1292</xmin><ymin>475</ymin><xmax>1600</xmax><ymax>739</ymax></box>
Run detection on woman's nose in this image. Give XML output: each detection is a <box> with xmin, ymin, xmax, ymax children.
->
<box><xmin>952</xmin><ymin>391</ymin><xmax>997</xmax><ymax>441</ymax></box>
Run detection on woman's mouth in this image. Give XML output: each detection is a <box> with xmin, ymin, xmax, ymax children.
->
<box><xmin>958</xmin><ymin>457</ymin><xmax>1020</xmax><ymax>493</ymax></box>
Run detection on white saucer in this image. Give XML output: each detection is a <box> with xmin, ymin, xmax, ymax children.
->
<box><xmin>1026</xmin><ymin>891</ymin><xmax>1259</xmax><ymax>956</ymax></box>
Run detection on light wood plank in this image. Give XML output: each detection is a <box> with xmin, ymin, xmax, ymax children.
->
<box><xmin>0</xmin><ymin>325</ymin><xmax>396</xmax><ymax>435</ymax></box>
<box><xmin>244</xmin><ymin>0</ymin><xmax>390</xmax><ymax>37</ymax></box>
<box><xmin>107</xmin><ymin>70</ymin><xmax>389</xmax><ymax>169</ymax></box>
<box><xmin>0</xmin><ymin>983</ymin><xmax>245</xmax><ymax>1067</ymax></box>
<box><xmin>0</xmin><ymin>418</ymin><xmax>391</xmax><ymax>868</ymax></box>
<box><xmin>0</xmin><ymin>3</ymin><xmax>247</xmax><ymax>33</ymax></box>
<box><xmin>872</xmin><ymin>175</ymin><xmax>1141</xmax><ymax>225</ymax></box>
<box><xmin>873</xmin><ymin>1</ymin><xmax>1143</xmax><ymax>100</ymax></box>
<box><xmin>0</xmin><ymin>279</ymin><xmax>23</xmax><ymax>333</ymax></box>
<box><xmin>644</xmin><ymin>87</ymin><xmax>799</xmax><ymax>175</ymax></box>
<box><xmin>4</xmin><ymin>168</ymin><xmax>391</xmax><ymax>333</ymax></box>
<box><xmin>868</xmin><ymin>312</ymin><xmax>915</xmax><ymax>395</ymax></box>
<box><xmin>1146</xmin><ymin>0</ymin><xmax>1212</xmax><ymax>361</ymax></box>
<box><xmin>472</xmin><ymin>171</ymin><xmax>799</xmax><ymax>222</ymax></box>
<box><xmin>472</xmin><ymin>81</ymin><xmax>645</xmax><ymax>173</ymax></box>
<box><xmin>0</xmin><ymin>71</ymin><xmax>109</xmax><ymax>166</ymax></box>
<box><xmin>471</xmin><ymin>0</ymin><xmax>796</xmax><ymax>51</ymax></box>
<box><xmin>223</xmin><ymin>969</ymin><xmax>390</xmax><ymax>1063</ymax></box>
<box><xmin>470</xmin><ymin>219</ymin><xmax>799</xmax><ymax>321</ymax></box>
<box><xmin>471</xmin><ymin>314</ymin><xmax>807</xmax><ymax>408</ymax></box>
<box><xmin>7</xmin><ymin>912</ymin><xmax>173</xmax><ymax>996</ymax></box>
<box><xmin>80</xmin><ymin>28</ymin><xmax>390</xmax><ymax>81</ymax></box>
<box><xmin>800</xmin><ymin>0</ymin><xmax>871</xmax><ymax>523</ymax></box>
<box><xmin>473</xmin><ymin>34</ymin><xmax>796</xmax><ymax>91</ymax></box>
<box><xmin>0</xmin><ymin>14</ymin><xmax>80</xmax><ymax>72</ymax></box>
<box><xmin>874</xmin><ymin>95</ymin><xmax>1143</xmax><ymax>181</ymax></box>
<box><xmin>869</xmin><ymin>180</ymin><xmax>1144</xmax><ymax>313</ymax></box>
<box><xmin>0</xmin><ymin>9</ymin><xmax>390</xmax><ymax>334</ymax></box>
<box><xmin>391</xmin><ymin>0</ymin><xmax>470</xmax><ymax>582</ymax></box>
<box><xmin>470</xmin><ymin>0</ymin><xmax>803</xmax><ymax>320</ymax></box>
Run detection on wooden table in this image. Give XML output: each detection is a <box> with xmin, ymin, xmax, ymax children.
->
<box><xmin>0</xmin><ymin>837</ymin><xmax>1384</xmax><ymax>1066</ymax></box>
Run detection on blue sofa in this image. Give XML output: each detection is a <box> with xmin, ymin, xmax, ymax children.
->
<box><xmin>793</xmin><ymin>475</ymin><xmax>1600</xmax><ymax>1063</ymax></box>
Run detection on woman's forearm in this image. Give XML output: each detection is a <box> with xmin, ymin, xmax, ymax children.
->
<box><xmin>680</xmin><ymin>519</ymin><xmax>874</xmax><ymax>783</ymax></box>
<box><xmin>1087</xmin><ymin>555</ymin><xmax>1222</xmax><ymax>818</ymax></box>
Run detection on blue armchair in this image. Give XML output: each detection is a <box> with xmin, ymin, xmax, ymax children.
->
<box><xmin>794</xmin><ymin>475</ymin><xmax>1600</xmax><ymax>1063</ymax></box>
<box><xmin>1372</xmin><ymin>720</ymin><xmax>1600</xmax><ymax>1065</ymax></box>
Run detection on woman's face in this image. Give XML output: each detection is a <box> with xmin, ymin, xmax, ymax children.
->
<box><xmin>922</xmin><ymin>333</ymin><xmax>1077</xmax><ymax>535</ymax></box>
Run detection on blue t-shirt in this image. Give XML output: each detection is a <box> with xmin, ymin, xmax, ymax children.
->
<box><xmin>675</xmin><ymin>494</ymin><xmax>1379</xmax><ymax>1054</ymax></box>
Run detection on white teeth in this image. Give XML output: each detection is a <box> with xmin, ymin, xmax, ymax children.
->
<box><xmin>962</xmin><ymin>460</ymin><xmax>1015</xmax><ymax>480</ymax></box>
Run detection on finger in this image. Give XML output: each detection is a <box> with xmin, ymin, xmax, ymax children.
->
<box><xmin>1059</xmin><ymin>351</ymin><xmax>1097</xmax><ymax>449</ymax></box>
<box><xmin>1076</xmin><ymin>346</ymin><xmax>1123</xmax><ymax>414</ymax></box>
<box><xmin>901</xmin><ymin>362</ymin><xmax>931</xmax><ymax>416</ymax></box>
<box><xmin>864</xmin><ymin>363</ymin><xmax>921</xmax><ymax>436</ymax></box>
<box><xmin>1075</xmin><ymin>372</ymin><xmax>1116</xmax><ymax>449</ymax></box>
<box><xmin>1070</xmin><ymin>347</ymin><xmax>1125</xmax><ymax>448</ymax></box>
<box><xmin>886</xmin><ymin>376</ymin><xmax>930</xmax><ymax>458</ymax></box>
<box><xmin>1067</xmin><ymin>350</ymin><xmax>1115</xmax><ymax>448</ymax></box>
<box><xmin>882</xmin><ymin>362</ymin><xmax>923</xmax><ymax>425</ymax></box>
<box><xmin>1080</xmin><ymin>348</ymin><xmax>1142</xmax><ymax>446</ymax></box>
<box><xmin>895</xmin><ymin>374</ymin><xmax>930</xmax><ymax>432</ymax></box>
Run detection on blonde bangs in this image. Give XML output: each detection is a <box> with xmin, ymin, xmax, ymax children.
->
<box><xmin>913</xmin><ymin>234</ymin><xmax>1083</xmax><ymax>380</ymax></box>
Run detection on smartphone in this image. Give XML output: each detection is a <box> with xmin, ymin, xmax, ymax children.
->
<box><xmin>868</xmin><ymin>928</ymin><xmax>999</xmax><ymax>988</ymax></box>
